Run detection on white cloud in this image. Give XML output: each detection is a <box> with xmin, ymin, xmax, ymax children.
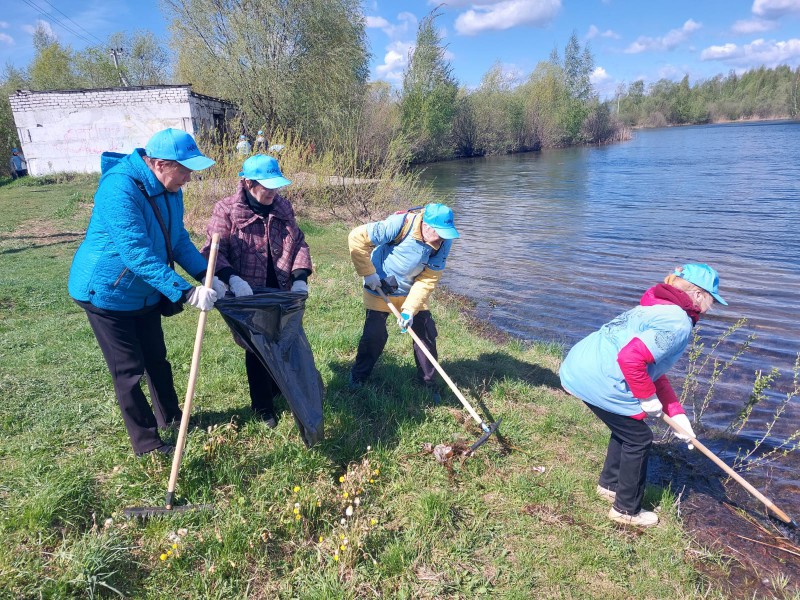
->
<box><xmin>0</xmin><ymin>33</ymin><xmax>13</xmax><ymax>45</ymax></box>
<box><xmin>586</xmin><ymin>24</ymin><xmax>620</xmax><ymax>39</ymax></box>
<box><xmin>731</xmin><ymin>18</ymin><xmax>777</xmax><ymax>34</ymax></box>
<box><xmin>374</xmin><ymin>40</ymin><xmax>414</xmax><ymax>82</ymax></box>
<box><xmin>365</xmin><ymin>16</ymin><xmax>390</xmax><ymax>28</ymax></box>
<box><xmin>0</xmin><ymin>21</ymin><xmax>10</xmax><ymax>28</ymax></box>
<box><xmin>700</xmin><ymin>37</ymin><xmax>800</xmax><ymax>67</ymax></box>
<box><xmin>453</xmin><ymin>0</ymin><xmax>561</xmax><ymax>36</ymax></box>
<box><xmin>590</xmin><ymin>66</ymin><xmax>610</xmax><ymax>84</ymax></box>
<box><xmin>625</xmin><ymin>19</ymin><xmax>701</xmax><ymax>54</ymax></box>
<box><xmin>752</xmin><ymin>0</ymin><xmax>800</xmax><ymax>19</ymax></box>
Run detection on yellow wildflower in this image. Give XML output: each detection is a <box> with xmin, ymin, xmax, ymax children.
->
<box><xmin>340</xmin><ymin>545</ymin><xmax>346</xmax><ymax>551</ymax></box>
<box><xmin>334</xmin><ymin>554</ymin><xmax>339</xmax><ymax>561</ymax></box>
<box><xmin>318</xmin><ymin>536</ymin><xmax>324</xmax><ymax>543</ymax></box>
<box><xmin>343</xmin><ymin>492</ymin><xmax>349</xmax><ymax>498</ymax></box>
<box><xmin>160</xmin><ymin>553</ymin><xmax>167</xmax><ymax>561</ymax></box>
<box><xmin>370</xmin><ymin>518</ymin><xmax>377</xmax><ymax>525</ymax></box>
<box><xmin>293</xmin><ymin>486</ymin><xmax>301</xmax><ymax>493</ymax></box>
<box><xmin>373</xmin><ymin>469</ymin><xmax>380</xmax><ymax>476</ymax></box>
<box><xmin>338</xmin><ymin>476</ymin><xmax>345</xmax><ymax>483</ymax></box>
<box><xmin>295</xmin><ymin>514</ymin><xmax>301</xmax><ymax>520</ymax></box>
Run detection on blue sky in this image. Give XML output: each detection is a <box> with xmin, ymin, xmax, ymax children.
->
<box><xmin>2</xmin><ymin>0</ymin><xmax>800</xmax><ymax>97</ymax></box>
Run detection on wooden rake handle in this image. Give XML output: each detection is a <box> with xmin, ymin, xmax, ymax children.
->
<box><xmin>166</xmin><ymin>233</ymin><xmax>220</xmax><ymax>509</ymax></box>
<box><xmin>374</xmin><ymin>287</ymin><xmax>488</xmax><ymax>431</ymax></box>
<box><xmin>661</xmin><ymin>413</ymin><xmax>792</xmax><ymax>524</ymax></box>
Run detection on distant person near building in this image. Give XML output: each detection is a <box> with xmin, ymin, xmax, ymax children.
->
<box><xmin>236</xmin><ymin>135</ymin><xmax>252</xmax><ymax>155</ymax></box>
<box><xmin>254</xmin><ymin>130</ymin><xmax>267</xmax><ymax>152</ymax></box>
<box><xmin>9</xmin><ymin>148</ymin><xmax>27</xmax><ymax>179</ymax></box>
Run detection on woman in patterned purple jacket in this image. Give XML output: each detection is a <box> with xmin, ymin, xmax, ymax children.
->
<box><xmin>201</xmin><ymin>155</ymin><xmax>312</xmax><ymax>427</ymax></box>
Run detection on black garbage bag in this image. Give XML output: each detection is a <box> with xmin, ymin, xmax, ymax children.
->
<box><xmin>215</xmin><ymin>288</ymin><xmax>323</xmax><ymax>447</ymax></box>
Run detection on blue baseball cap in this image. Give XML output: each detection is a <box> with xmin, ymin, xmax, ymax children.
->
<box><xmin>675</xmin><ymin>263</ymin><xmax>727</xmax><ymax>305</ymax></box>
<box><xmin>239</xmin><ymin>154</ymin><xmax>291</xmax><ymax>189</ymax></box>
<box><xmin>423</xmin><ymin>203</ymin><xmax>459</xmax><ymax>239</ymax></box>
<box><xmin>145</xmin><ymin>128</ymin><xmax>215</xmax><ymax>171</ymax></box>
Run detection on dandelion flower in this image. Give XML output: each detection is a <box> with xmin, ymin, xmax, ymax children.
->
<box><xmin>345</xmin><ymin>505</ymin><xmax>354</xmax><ymax>517</ymax></box>
<box><xmin>172</xmin><ymin>543</ymin><xmax>178</xmax><ymax>549</ymax></box>
<box><xmin>370</xmin><ymin>518</ymin><xmax>377</xmax><ymax>525</ymax></box>
<box><xmin>167</xmin><ymin>550</ymin><xmax>172</xmax><ymax>556</ymax></box>
<box><xmin>318</xmin><ymin>536</ymin><xmax>324</xmax><ymax>543</ymax></box>
<box><xmin>293</xmin><ymin>508</ymin><xmax>300</xmax><ymax>514</ymax></box>
<box><xmin>343</xmin><ymin>492</ymin><xmax>349</xmax><ymax>498</ymax></box>
<box><xmin>369</xmin><ymin>479</ymin><xmax>374</xmax><ymax>484</ymax></box>
<box><xmin>334</xmin><ymin>554</ymin><xmax>339</xmax><ymax>561</ymax></box>
<box><xmin>373</xmin><ymin>469</ymin><xmax>380</xmax><ymax>476</ymax></box>
<box><xmin>293</xmin><ymin>486</ymin><xmax>301</xmax><ymax>493</ymax></box>
<box><xmin>340</xmin><ymin>533</ymin><xmax>345</xmax><ymax>540</ymax></box>
<box><xmin>340</xmin><ymin>544</ymin><xmax>346</xmax><ymax>551</ymax></box>
<box><xmin>338</xmin><ymin>476</ymin><xmax>345</xmax><ymax>483</ymax></box>
<box><xmin>160</xmin><ymin>553</ymin><xmax>167</xmax><ymax>561</ymax></box>
<box><xmin>295</xmin><ymin>514</ymin><xmax>301</xmax><ymax>520</ymax></box>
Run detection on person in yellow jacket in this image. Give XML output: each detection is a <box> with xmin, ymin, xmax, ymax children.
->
<box><xmin>348</xmin><ymin>204</ymin><xmax>460</xmax><ymax>401</ymax></box>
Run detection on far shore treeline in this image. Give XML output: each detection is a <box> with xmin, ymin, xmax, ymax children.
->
<box><xmin>2</xmin><ymin>0</ymin><xmax>799</xmax><ymax>177</ymax></box>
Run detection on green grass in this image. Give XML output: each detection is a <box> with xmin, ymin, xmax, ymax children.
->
<box><xmin>0</xmin><ymin>176</ymin><xmax>732</xmax><ymax>599</ymax></box>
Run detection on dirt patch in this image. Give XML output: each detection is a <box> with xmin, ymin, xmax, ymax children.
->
<box><xmin>0</xmin><ymin>218</ymin><xmax>84</xmax><ymax>255</ymax></box>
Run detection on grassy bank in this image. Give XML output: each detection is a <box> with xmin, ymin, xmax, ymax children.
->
<box><xmin>0</xmin><ymin>175</ymin><xmax>729</xmax><ymax>599</ymax></box>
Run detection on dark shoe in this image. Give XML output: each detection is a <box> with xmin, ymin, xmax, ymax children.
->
<box><xmin>431</xmin><ymin>389</ymin><xmax>442</xmax><ymax>405</ymax></box>
<box><xmin>348</xmin><ymin>372</ymin><xmax>364</xmax><ymax>390</ymax></box>
<box><xmin>254</xmin><ymin>410</ymin><xmax>278</xmax><ymax>429</ymax></box>
<box><xmin>136</xmin><ymin>443</ymin><xmax>175</xmax><ymax>457</ymax></box>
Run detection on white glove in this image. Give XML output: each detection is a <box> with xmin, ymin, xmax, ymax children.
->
<box><xmin>229</xmin><ymin>275</ymin><xmax>253</xmax><ymax>297</ymax></box>
<box><xmin>202</xmin><ymin>275</ymin><xmax>227</xmax><ymax>298</ymax></box>
<box><xmin>291</xmin><ymin>280</ymin><xmax>308</xmax><ymax>294</ymax></box>
<box><xmin>639</xmin><ymin>395</ymin><xmax>663</xmax><ymax>418</ymax></box>
<box><xmin>363</xmin><ymin>273</ymin><xmax>381</xmax><ymax>291</ymax></box>
<box><xmin>185</xmin><ymin>286</ymin><xmax>217</xmax><ymax>311</ymax></box>
<box><xmin>397</xmin><ymin>311</ymin><xmax>414</xmax><ymax>331</ymax></box>
<box><xmin>670</xmin><ymin>413</ymin><xmax>696</xmax><ymax>449</ymax></box>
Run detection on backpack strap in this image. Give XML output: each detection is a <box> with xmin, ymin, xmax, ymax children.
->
<box><xmin>389</xmin><ymin>206</ymin><xmax>424</xmax><ymax>246</ymax></box>
<box><xmin>131</xmin><ymin>178</ymin><xmax>174</xmax><ymax>268</ymax></box>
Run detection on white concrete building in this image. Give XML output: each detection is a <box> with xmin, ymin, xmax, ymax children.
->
<box><xmin>8</xmin><ymin>85</ymin><xmax>236</xmax><ymax>176</ymax></box>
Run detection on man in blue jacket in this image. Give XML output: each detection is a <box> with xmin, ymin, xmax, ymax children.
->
<box><xmin>69</xmin><ymin>128</ymin><xmax>224</xmax><ymax>456</ymax></box>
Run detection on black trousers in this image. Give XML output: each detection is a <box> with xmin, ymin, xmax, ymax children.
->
<box><xmin>351</xmin><ymin>309</ymin><xmax>438</xmax><ymax>386</ymax></box>
<box><xmin>585</xmin><ymin>402</ymin><xmax>653</xmax><ymax>515</ymax></box>
<box><xmin>84</xmin><ymin>307</ymin><xmax>181</xmax><ymax>455</ymax></box>
<box><xmin>245</xmin><ymin>350</ymin><xmax>280</xmax><ymax>415</ymax></box>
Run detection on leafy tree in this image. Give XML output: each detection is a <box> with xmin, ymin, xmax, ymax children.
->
<box><xmin>166</xmin><ymin>0</ymin><xmax>369</xmax><ymax>148</ymax></box>
<box><xmin>29</xmin><ymin>24</ymin><xmax>79</xmax><ymax>90</ymax></box>
<box><xmin>398</xmin><ymin>8</ymin><xmax>458</xmax><ymax>162</ymax></box>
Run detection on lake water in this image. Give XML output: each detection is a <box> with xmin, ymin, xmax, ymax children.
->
<box><xmin>420</xmin><ymin>121</ymin><xmax>800</xmax><ymax>509</ymax></box>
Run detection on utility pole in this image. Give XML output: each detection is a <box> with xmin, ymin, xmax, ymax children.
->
<box><xmin>109</xmin><ymin>47</ymin><xmax>130</xmax><ymax>87</ymax></box>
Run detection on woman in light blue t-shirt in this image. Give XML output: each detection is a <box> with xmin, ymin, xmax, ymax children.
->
<box><xmin>559</xmin><ymin>263</ymin><xmax>726</xmax><ymax>528</ymax></box>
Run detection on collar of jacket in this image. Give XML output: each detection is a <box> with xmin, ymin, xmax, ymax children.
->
<box><xmin>228</xmin><ymin>180</ymin><xmax>294</xmax><ymax>228</ymax></box>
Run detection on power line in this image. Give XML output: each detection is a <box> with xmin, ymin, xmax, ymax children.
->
<box><xmin>38</xmin><ymin>0</ymin><xmax>105</xmax><ymax>46</ymax></box>
<box><xmin>20</xmin><ymin>0</ymin><xmax>99</xmax><ymax>48</ymax></box>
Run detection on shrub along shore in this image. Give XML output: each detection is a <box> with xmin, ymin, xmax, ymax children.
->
<box><xmin>0</xmin><ymin>174</ymin><xmax>784</xmax><ymax>599</ymax></box>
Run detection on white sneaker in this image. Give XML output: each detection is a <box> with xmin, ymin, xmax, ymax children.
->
<box><xmin>608</xmin><ymin>507</ymin><xmax>659</xmax><ymax>528</ymax></box>
<box><xmin>596</xmin><ymin>485</ymin><xmax>616</xmax><ymax>503</ymax></box>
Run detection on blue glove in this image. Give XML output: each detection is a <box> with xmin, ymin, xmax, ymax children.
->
<box><xmin>397</xmin><ymin>312</ymin><xmax>413</xmax><ymax>332</ymax></box>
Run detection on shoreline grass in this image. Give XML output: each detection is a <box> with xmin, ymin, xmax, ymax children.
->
<box><xmin>0</xmin><ymin>175</ymin><xmax>743</xmax><ymax>599</ymax></box>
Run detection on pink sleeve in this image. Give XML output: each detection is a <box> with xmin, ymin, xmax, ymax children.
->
<box><xmin>654</xmin><ymin>375</ymin><xmax>686</xmax><ymax>417</ymax></box>
<box><xmin>617</xmin><ymin>337</ymin><xmax>657</xmax><ymax>399</ymax></box>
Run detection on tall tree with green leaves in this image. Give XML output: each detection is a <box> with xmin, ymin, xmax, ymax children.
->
<box><xmin>399</xmin><ymin>8</ymin><xmax>458</xmax><ymax>163</ymax></box>
<box><xmin>28</xmin><ymin>24</ymin><xmax>80</xmax><ymax>90</ymax></box>
<box><xmin>165</xmin><ymin>0</ymin><xmax>369</xmax><ymax>147</ymax></box>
